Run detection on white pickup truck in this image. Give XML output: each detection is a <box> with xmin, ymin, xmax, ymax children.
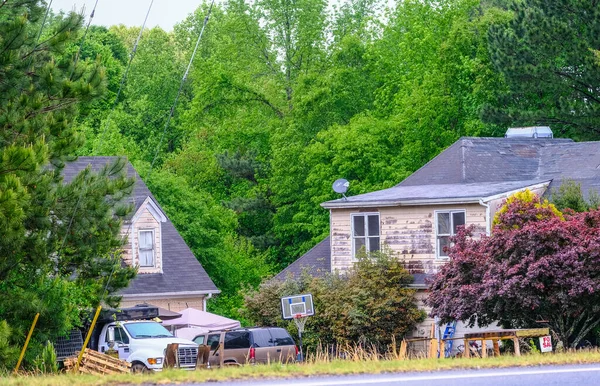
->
<box><xmin>98</xmin><ymin>319</ymin><xmax>198</xmax><ymax>372</ymax></box>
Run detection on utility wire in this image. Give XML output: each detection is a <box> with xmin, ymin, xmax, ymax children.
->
<box><xmin>27</xmin><ymin>0</ymin><xmax>53</xmax><ymax>69</ymax></box>
<box><xmin>70</xmin><ymin>0</ymin><xmax>100</xmax><ymax>79</ymax></box>
<box><xmin>97</xmin><ymin>0</ymin><xmax>155</xmax><ymax>152</ymax></box>
<box><xmin>147</xmin><ymin>0</ymin><xmax>216</xmax><ymax>180</ymax></box>
<box><xmin>62</xmin><ymin>0</ymin><xmax>155</xmax><ymax>285</ymax></box>
<box><xmin>58</xmin><ymin>0</ymin><xmax>154</xmax><ymax>261</ymax></box>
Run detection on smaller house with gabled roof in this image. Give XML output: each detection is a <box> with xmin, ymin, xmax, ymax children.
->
<box><xmin>276</xmin><ymin>136</ymin><xmax>600</xmax><ymax>336</ymax></box>
<box><xmin>63</xmin><ymin>157</ymin><xmax>219</xmax><ymax>312</ymax></box>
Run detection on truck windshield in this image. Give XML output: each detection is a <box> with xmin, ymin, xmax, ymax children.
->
<box><xmin>124</xmin><ymin>322</ymin><xmax>174</xmax><ymax>339</ymax></box>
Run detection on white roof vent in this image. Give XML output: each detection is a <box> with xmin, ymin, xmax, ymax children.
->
<box><xmin>505</xmin><ymin>126</ymin><xmax>553</xmax><ymax>138</ymax></box>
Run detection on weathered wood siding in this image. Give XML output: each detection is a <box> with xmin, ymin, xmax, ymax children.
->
<box><xmin>121</xmin><ymin>204</ymin><xmax>163</xmax><ymax>274</ymax></box>
<box><xmin>330</xmin><ymin>204</ymin><xmax>487</xmax><ymax>273</ymax></box>
<box><xmin>120</xmin><ymin>296</ymin><xmax>205</xmax><ymax>312</ymax></box>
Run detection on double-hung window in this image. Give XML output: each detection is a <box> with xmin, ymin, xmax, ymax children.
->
<box><xmin>352</xmin><ymin>213</ymin><xmax>380</xmax><ymax>259</ymax></box>
<box><xmin>138</xmin><ymin>230</ymin><xmax>155</xmax><ymax>267</ymax></box>
<box><xmin>436</xmin><ymin>210</ymin><xmax>466</xmax><ymax>258</ymax></box>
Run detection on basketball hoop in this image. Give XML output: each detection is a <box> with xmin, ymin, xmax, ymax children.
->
<box><xmin>280</xmin><ymin>294</ymin><xmax>314</xmax><ymax>363</ymax></box>
<box><xmin>293</xmin><ymin>313</ymin><xmax>307</xmax><ymax>334</ymax></box>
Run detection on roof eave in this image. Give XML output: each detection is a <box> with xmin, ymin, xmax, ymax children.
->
<box><xmin>321</xmin><ymin>197</ymin><xmax>483</xmax><ymax>209</ymax></box>
<box><xmin>120</xmin><ymin>290</ymin><xmax>221</xmax><ymax>300</ymax></box>
<box><xmin>481</xmin><ymin>181</ymin><xmax>552</xmax><ymax>202</ymax></box>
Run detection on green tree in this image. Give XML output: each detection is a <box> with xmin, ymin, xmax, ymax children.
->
<box><xmin>484</xmin><ymin>0</ymin><xmax>600</xmax><ymax>139</ymax></box>
<box><xmin>0</xmin><ymin>1</ymin><xmax>135</xmax><ymax>369</ymax></box>
<box><xmin>243</xmin><ymin>250</ymin><xmax>425</xmax><ymax>350</ymax></box>
<box><xmin>144</xmin><ymin>167</ymin><xmax>272</xmax><ymax>320</ymax></box>
<box><xmin>550</xmin><ymin>179</ymin><xmax>600</xmax><ymax>212</ymax></box>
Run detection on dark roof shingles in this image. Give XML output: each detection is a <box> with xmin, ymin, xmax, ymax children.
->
<box><xmin>274</xmin><ymin>237</ymin><xmax>331</xmax><ymax>281</ymax></box>
<box><xmin>62</xmin><ymin>157</ymin><xmax>218</xmax><ymax>295</ymax></box>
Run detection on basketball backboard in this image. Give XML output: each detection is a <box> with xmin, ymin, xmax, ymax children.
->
<box><xmin>281</xmin><ymin>294</ymin><xmax>314</xmax><ymax>320</ymax></box>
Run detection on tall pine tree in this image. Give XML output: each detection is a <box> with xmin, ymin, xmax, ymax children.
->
<box><xmin>0</xmin><ymin>0</ymin><xmax>135</xmax><ymax>368</ymax></box>
<box><xmin>484</xmin><ymin>0</ymin><xmax>600</xmax><ymax>139</ymax></box>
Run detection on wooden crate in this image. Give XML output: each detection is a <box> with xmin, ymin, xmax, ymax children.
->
<box><xmin>64</xmin><ymin>348</ymin><xmax>131</xmax><ymax>375</ymax></box>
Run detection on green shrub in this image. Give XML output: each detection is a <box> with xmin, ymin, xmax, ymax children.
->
<box><xmin>550</xmin><ymin>179</ymin><xmax>600</xmax><ymax>212</ymax></box>
<box><xmin>0</xmin><ymin>320</ymin><xmax>19</xmax><ymax>371</ymax></box>
<box><xmin>33</xmin><ymin>341</ymin><xmax>58</xmax><ymax>374</ymax></box>
<box><xmin>242</xmin><ymin>249</ymin><xmax>426</xmax><ymax>351</ymax></box>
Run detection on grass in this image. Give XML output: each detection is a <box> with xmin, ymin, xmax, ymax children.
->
<box><xmin>3</xmin><ymin>350</ymin><xmax>600</xmax><ymax>386</ymax></box>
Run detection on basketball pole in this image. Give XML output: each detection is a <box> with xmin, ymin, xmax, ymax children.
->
<box><xmin>298</xmin><ymin>324</ymin><xmax>304</xmax><ymax>362</ymax></box>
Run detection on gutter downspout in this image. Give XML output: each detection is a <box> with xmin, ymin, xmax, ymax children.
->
<box><xmin>479</xmin><ymin>198</ymin><xmax>491</xmax><ymax>236</ymax></box>
<box><xmin>203</xmin><ymin>293</ymin><xmax>213</xmax><ymax>311</ymax></box>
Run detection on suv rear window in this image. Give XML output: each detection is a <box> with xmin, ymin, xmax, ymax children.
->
<box><xmin>224</xmin><ymin>331</ymin><xmax>251</xmax><ymax>349</ymax></box>
<box><xmin>251</xmin><ymin>329</ymin><xmax>272</xmax><ymax>347</ymax></box>
<box><xmin>269</xmin><ymin>328</ymin><xmax>295</xmax><ymax>346</ymax></box>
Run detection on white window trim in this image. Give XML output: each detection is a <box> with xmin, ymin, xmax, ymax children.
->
<box><xmin>350</xmin><ymin>212</ymin><xmax>380</xmax><ymax>260</ymax></box>
<box><xmin>434</xmin><ymin>209</ymin><xmax>466</xmax><ymax>259</ymax></box>
<box><xmin>138</xmin><ymin>229</ymin><xmax>156</xmax><ymax>268</ymax></box>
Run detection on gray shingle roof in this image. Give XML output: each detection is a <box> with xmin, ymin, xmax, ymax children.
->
<box><xmin>273</xmin><ymin>237</ymin><xmax>331</xmax><ymax>281</ymax></box>
<box><xmin>62</xmin><ymin>157</ymin><xmax>219</xmax><ymax>296</ymax></box>
<box><xmin>323</xmin><ymin>137</ymin><xmax>600</xmax><ymax>207</ymax></box>
<box><xmin>321</xmin><ymin>180</ymin><xmax>551</xmax><ymax>208</ymax></box>
<box><xmin>287</xmin><ymin>137</ymin><xmax>600</xmax><ymax>283</ymax></box>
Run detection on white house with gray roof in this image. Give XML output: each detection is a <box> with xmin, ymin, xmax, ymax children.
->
<box><xmin>275</xmin><ymin>137</ymin><xmax>600</xmax><ymax>337</ymax></box>
<box><xmin>63</xmin><ymin>157</ymin><xmax>219</xmax><ymax>312</ymax></box>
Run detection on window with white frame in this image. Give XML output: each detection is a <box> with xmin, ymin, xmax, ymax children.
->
<box><xmin>352</xmin><ymin>213</ymin><xmax>380</xmax><ymax>259</ymax></box>
<box><xmin>138</xmin><ymin>230</ymin><xmax>155</xmax><ymax>267</ymax></box>
<box><xmin>436</xmin><ymin>210</ymin><xmax>466</xmax><ymax>258</ymax></box>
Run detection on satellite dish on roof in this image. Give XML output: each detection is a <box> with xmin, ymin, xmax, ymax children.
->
<box><xmin>333</xmin><ymin>179</ymin><xmax>349</xmax><ymax>200</ymax></box>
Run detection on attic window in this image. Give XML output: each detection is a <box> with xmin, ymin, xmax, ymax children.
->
<box><xmin>138</xmin><ymin>230</ymin><xmax>155</xmax><ymax>267</ymax></box>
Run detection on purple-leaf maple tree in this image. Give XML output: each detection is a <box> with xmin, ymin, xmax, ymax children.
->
<box><xmin>426</xmin><ymin>194</ymin><xmax>600</xmax><ymax>348</ymax></box>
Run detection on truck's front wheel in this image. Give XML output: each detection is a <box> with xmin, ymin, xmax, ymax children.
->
<box><xmin>131</xmin><ymin>362</ymin><xmax>149</xmax><ymax>373</ymax></box>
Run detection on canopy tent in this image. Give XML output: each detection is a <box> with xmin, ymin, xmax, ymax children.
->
<box><xmin>162</xmin><ymin>307</ymin><xmax>241</xmax><ymax>331</ymax></box>
<box><xmin>174</xmin><ymin>327</ymin><xmax>209</xmax><ymax>340</ymax></box>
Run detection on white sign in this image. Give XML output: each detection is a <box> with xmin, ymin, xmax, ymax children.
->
<box><xmin>539</xmin><ymin>335</ymin><xmax>552</xmax><ymax>353</ymax></box>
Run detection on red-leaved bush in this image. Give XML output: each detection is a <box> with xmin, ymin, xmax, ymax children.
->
<box><xmin>426</xmin><ymin>193</ymin><xmax>600</xmax><ymax>348</ymax></box>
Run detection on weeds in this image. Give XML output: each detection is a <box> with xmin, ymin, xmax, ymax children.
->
<box><xmin>3</xmin><ymin>347</ymin><xmax>600</xmax><ymax>386</ymax></box>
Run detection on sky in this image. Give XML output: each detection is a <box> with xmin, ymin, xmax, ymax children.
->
<box><xmin>51</xmin><ymin>0</ymin><xmax>202</xmax><ymax>31</ymax></box>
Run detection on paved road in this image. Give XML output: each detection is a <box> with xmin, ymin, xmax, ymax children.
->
<box><xmin>176</xmin><ymin>364</ymin><xmax>600</xmax><ymax>386</ymax></box>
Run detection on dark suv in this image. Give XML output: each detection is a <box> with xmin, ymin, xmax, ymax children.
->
<box><xmin>193</xmin><ymin>327</ymin><xmax>297</xmax><ymax>365</ymax></box>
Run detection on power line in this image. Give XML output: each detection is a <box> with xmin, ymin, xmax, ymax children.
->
<box><xmin>97</xmin><ymin>0</ymin><xmax>155</xmax><ymax>152</ymax></box>
<box><xmin>70</xmin><ymin>0</ymin><xmax>100</xmax><ymax>79</ymax></box>
<box><xmin>58</xmin><ymin>0</ymin><xmax>155</xmax><ymax>259</ymax></box>
<box><xmin>27</xmin><ymin>0</ymin><xmax>53</xmax><ymax>69</ymax></box>
<box><xmin>147</xmin><ymin>0</ymin><xmax>216</xmax><ymax>180</ymax></box>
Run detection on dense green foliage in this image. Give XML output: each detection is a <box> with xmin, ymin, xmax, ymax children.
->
<box><xmin>243</xmin><ymin>251</ymin><xmax>425</xmax><ymax>350</ymax></box>
<box><xmin>550</xmin><ymin>179</ymin><xmax>600</xmax><ymax>213</ymax></box>
<box><xmin>484</xmin><ymin>0</ymin><xmax>600</xmax><ymax>139</ymax></box>
<box><xmin>62</xmin><ymin>0</ymin><xmax>599</xmax><ymax>319</ymax></box>
<box><xmin>0</xmin><ymin>0</ymin><xmax>135</xmax><ymax>370</ymax></box>
<box><xmin>2</xmin><ymin>0</ymin><xmax>599</xmax><ymax>370</ymax></box>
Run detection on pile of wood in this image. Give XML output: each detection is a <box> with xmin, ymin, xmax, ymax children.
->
<box><xmin>64</xmin><ymin>348</ymin><xmax>131</xmax><ymax>375</ymax></box>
